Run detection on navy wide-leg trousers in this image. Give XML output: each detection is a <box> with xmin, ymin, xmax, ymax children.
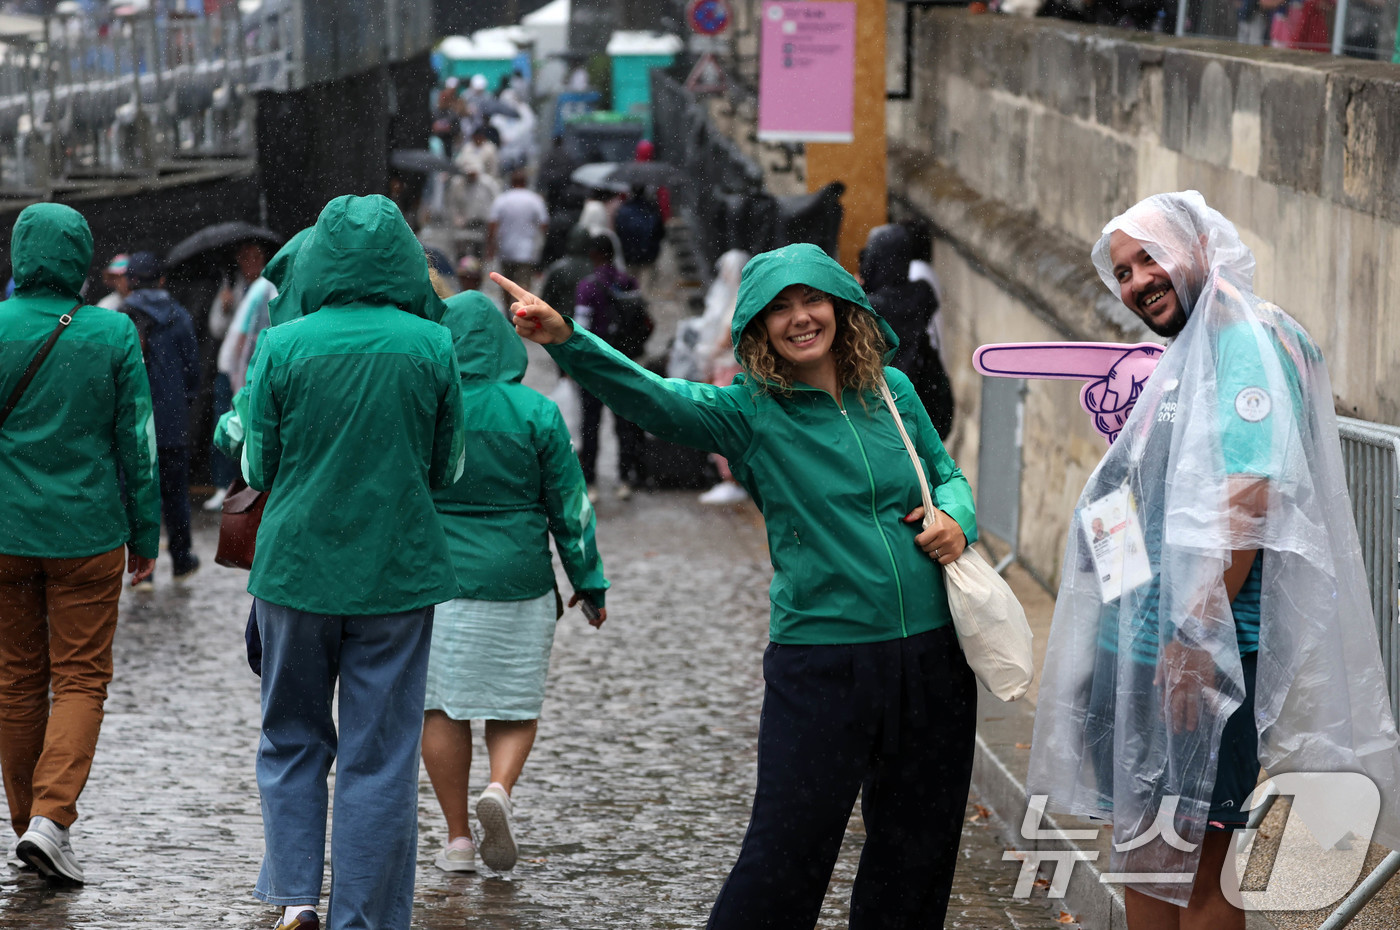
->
<box><xmin>708</xmin><ymin>624</ymin><xmax>978</xmax><ymax>930</ymax></box>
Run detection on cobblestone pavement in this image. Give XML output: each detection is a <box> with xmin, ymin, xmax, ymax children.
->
<box><xmin>0</xmin><ymin>494</ymin><xmax>1076</xmax><ymax>929</ymax></box>
<box><xmin>0</xmin><ymin>241</ymin><xmax>1078</xmax><ymax>927</ymax></box>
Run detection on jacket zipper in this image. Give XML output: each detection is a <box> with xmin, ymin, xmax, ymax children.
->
<box><xmin>835</xmin><ymin>396</ymin><xmax>908</xmax><ymax>638</ymax></box>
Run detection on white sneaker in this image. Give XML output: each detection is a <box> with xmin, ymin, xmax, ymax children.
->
<box><xmin>586</xmin><ymin>485</ymin><xmax>600</xmax><ymax>504</ymax></box>
<box><xmin>272</xmin><ymin>908</ymin><xmax>319</xmax><ymax>930</ymax></box>
<box><xmin>202</xmin><ymin>487</ymin><xmax>228</xmax><ymax>511</ymax></box>
<box><xmin>7</xmin><ymin>842</ymin><xmax>31</xmax><ymax>871</ymax></box>
<box><xmin>434</xmin><ymin>836</ymin><xmax>477</xmax><ymax>873</ymax></box>
<box><xmin>475</xmin><ymin>785</ymin><xmax>517</xmax><ymax>872</ymax></box>
<box><xmin>614</xmin><ymin>482</ymin><xmax>634</xmax><ymax>501</ymax></box>
<box><xmin>698</xmin><ymin>481</ymin><xmax>748</xmax><ymax>505</ymax></box>
<box><xmin>16</xmin><ymin>815</ymin><xmax>83</xmax><ymax>885</ymax></box>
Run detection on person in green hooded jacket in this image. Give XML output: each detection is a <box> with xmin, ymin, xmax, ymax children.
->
<box><xmin>495</xmin><ymin>242</ymin><xmax>979</xmax><ymax>929</ymax></box>
<box><xmin>421</xmin><ymin>290</ymin><xmax>608</xmax><ymax>875</ymax></box>
<box><xmin>0</xmin><ymin>203</ymin><xmax>160</xmax><ymax>887</ymax></box>
<box><xmin>241</xmin><ymin>195</ymin><xmax>466</xmax><ymax>930</ymax></box>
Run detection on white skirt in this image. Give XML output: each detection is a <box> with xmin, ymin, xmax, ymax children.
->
<box><xmin>424</xmin><ymin>592</ymin><xmax>558</xmax><ymax>720</ymax></box>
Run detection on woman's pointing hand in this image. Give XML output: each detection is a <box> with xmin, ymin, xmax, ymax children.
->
<box><xmin>492</xmin><ymin>272</ymin><xmax>574</xmax><ymax>345</ymax></box>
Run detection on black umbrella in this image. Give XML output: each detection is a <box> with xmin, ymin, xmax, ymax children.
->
<box><xmin>389</xmin><ymin>149</ymin><xmax>460</xmax><ymax>176</ymax></box>
<box><xmin>478</xmin><ymin>98</ymin><xmax>520</xmax><ymax>120</ymax></box>
<box><xmin>604</xmin><ymin>161</ymin><xmax>680</xmax><ymax>188</ymax></box>
<box><xmin>166</xmin><ymin>221</ymin><xmax>284</xmax><ymax>269</ymax></box>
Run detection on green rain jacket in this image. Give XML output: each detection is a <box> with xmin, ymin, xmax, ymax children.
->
<box><xmin>0</xmin><ymin>203</ymin><xmax>161</xmax><ymax>559</ymax></box>
<box><xmin>433</xmin><ymin>291</ymin><xmax>608</xmax><ymax>605</ymax></box>
<box><xmin>546</xmin><ymin>243</ymin><xmax>977</xmax><ymax>645</ymax></box>
<box><xmin>243</xmin><ymin>195</ymin><xmax>466</xmax><ymax>615</ymax></box>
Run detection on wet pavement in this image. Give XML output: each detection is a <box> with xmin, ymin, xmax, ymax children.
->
<box><xmin>0</xmin><ymin>497</ymin><xmax>1078</xmax><ymax>930</ymax></box>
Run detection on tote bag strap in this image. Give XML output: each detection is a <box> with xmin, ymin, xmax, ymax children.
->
<box><xmin>877</xmin><ymin>376</ymin><xmax>937</xmax><ymax>529</ymax></box>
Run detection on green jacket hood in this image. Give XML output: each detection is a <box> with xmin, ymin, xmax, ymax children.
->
<box><xmin>280</xmin><ymin>195</ymin><xmax>446</xmax><ymax>323</ymax></box>
<box><xmin>731</xmin><ymin>243</ymin><xmax>897</xmax><ymax>366</ymax></box>
<box><xmin>11</xmin><ymin>203</ymin><xmax>93</xmax><ymax>298</ymax></box>
<box><xmin>264</xmin><ymin>227</ymin><xmax>312</xmax><ymax>327</ymax></box>
<box><xmin>265</xmin><ymin>227</ymin><xmax>310</xmax><ymax>290</ymax></box>
<box><xmin>442</xmin><ymin>291</ymin><xmax>526</xmax><ymax>384</ymax></box>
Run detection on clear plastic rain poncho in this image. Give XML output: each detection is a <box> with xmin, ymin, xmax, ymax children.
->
<box><xmin>666</xmin><ymin>249</ymin><xmax>748</xmax><ymax>383</ymax></box>
<box><xmin>1027</xmin><ymin>191</ymin><xmax>1400</xmax><ymax>904</ymax></box>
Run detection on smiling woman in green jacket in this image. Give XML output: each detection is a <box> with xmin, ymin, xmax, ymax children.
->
<box><xmin>494</xmin><ymin>243</ymin><xmax>979</xmax><ymax>929</ymax></box>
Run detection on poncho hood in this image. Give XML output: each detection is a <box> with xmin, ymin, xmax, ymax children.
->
<box><xmin>11</xmin><ymin>203</ymin><xmax>92</xmax><ymax>299</ymax></box>
<box><xmin>1090</xmin><ymin>190</ymin><xmax>1254</xmax><ymax>318</ymax></box>
<box><xmin>730</xmin><ymin>243</ymin><xmax>896</xmax><ymax>366</ymax></box>
<box><xmin>441</xmin><ymin>291</ymin><xmax>526</xmax><ymax>384</ymax></box>
<box><xmin>277</xmin><ymin>195</ymin><xmax>446</xmax><ymax>324</ymax></box>
<box><xmin>859</xmin><ymin>224</ymin><xmax>914</xmax><ymax>294</ymax></box>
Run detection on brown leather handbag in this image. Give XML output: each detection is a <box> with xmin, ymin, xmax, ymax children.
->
<box><xmin>214</xmin><ymin>477</ymin><xmax>267</xmax><ymax>570</ymax></box>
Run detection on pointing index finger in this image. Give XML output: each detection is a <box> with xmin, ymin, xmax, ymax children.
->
<box><xmin>490</xmin><ymin>271</ymin><xmax>532</xmax><ymax>303</ymax></box>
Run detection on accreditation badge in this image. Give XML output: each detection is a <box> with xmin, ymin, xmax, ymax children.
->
<box><xmin>1080</xmin><ymin>486</ymin><xmax>1153</xmax><ymax>603</ymax></box>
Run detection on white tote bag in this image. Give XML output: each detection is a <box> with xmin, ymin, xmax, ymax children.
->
<box><xmin>879</xmin><ymin>378</ymin><xmax>1035</xmax><ymax>702</ymax></box>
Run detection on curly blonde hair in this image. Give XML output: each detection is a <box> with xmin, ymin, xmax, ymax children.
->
<box><xmin>427</xmin><ymin>266</ymin><xmax>455</xmax><ymax>299</ymax></box>
<box><xmin>736</xmin><ymin>292</ymin><xmax>888</xmax><ymax>401</ymax></box>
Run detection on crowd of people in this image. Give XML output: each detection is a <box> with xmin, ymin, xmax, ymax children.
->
<box><xmin>412</xmin><ymin>72</ymin><xmax>668</xmax><ymax>310</ymax></box>
<box><xmin>1000</xmin><ymin>0</ymin><xmax>1396</xmax><ymax>59</ymax></box>
<box><xmin>1</xmin><ymin>64</ymin><xmax>1397</xmax><ymax>930</ymax></box>
<box><xmin>411</xmin><ymin>73</ymin><xmax>672</xmax><ymax>502</ymax></box>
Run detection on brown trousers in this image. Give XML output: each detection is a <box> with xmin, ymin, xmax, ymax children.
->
<box><xmin>0</xmin><ymin>546</ymin><xmax>124</xmax><ymax>834</ymax></box>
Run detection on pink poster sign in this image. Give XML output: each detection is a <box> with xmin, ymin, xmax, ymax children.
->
<box><xmin>757</xmin><ymin>1</ymin><xmax>855</xmax><ymax>143</ymax></box>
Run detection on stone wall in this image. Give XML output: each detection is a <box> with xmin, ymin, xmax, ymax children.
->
<box><xmin>893</xmin><ymin>10</ymin><xmax>1400</xmax><ymax>586</ymax></box>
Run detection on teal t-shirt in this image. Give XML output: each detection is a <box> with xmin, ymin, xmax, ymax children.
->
<box><xmin>1217</xmin><ymin>318</ymin><xmax>1306</xmax><ymax>654</ymax></box>
<box><xmin>1100</xmin><ymin>319</ymin><xmax>1301</xmax><ymax>663</ymax></box>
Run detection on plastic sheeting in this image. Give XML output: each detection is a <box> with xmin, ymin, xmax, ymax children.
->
<box><xmin>667</xmin><ymin>249</ymin><xmax>747</xmax><ymax>383</ymax></box>
<box><xmin>1027</xmin><ymin>191</ymin><xmax>1400</xmax><ymax>905</ymax></box>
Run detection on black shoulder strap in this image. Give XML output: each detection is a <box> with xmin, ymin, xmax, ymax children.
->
<box><xmin>0</xmin><ymin>302</ymin><xmax>83</xmax><ymax>432</ymax></box>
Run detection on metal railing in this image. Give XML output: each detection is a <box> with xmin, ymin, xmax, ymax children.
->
<box><xmin>1338</xmin><ymin>416</ymin><xmax>1400</xmax><ymax>720</ymax></box>
<box><xmin>0</xmin><ymin>5</ymin><xmax>294</xmax><ymax>194</ymax></box>
<box><xmin>649</xmin><ymin>69</ymin><xmax>767</xmax><ymax>271</ymax></box>
<box><xmin>976</xmin><ymin>374</ymin><xmax>1026</xmax><ymax>574</ymax></box>
<box><xmin>1172</xmin><ymin>0</ymin><xmax>1400</xmax><ymax>61</ymax></box>
<box><xmin>1318</xmin><ymin>416</ymin><xmax>1400</xmax><ymax>930</ymax></box>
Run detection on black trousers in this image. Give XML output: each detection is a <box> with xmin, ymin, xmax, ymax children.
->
<box><xmin>156</xmin><ymin>445</ymin><xmax>195</xmax><ymax>572</ymax></box>
<box><xmin>578</xmin><ymin>387</ymin><xmax>647</xmax><ymax>486</ymax></box>
<box><xmin>707</xmin><ymin>625</ymin><xmax>978</xmax><ymax>930</ymax></box>
<box><xmin>578</xmin><ymin>388</ymin><xmax>604</xmax><ymax>485</ymax></box>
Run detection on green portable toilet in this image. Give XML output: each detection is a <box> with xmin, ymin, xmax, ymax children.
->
<box><xmin>607</xmin><ymin>31</ymin><xmax>683</xmax><ymax>139</ymax></box>
<box><xmin>435</xmin><ymin>32</ymin><xmax>520</xmax><ymax>88</ymax></box>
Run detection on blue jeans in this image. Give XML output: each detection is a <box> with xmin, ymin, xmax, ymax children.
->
<box><xmin>253</xmin><ymin>598</ymin><xmax>434</xmax><ymax>930</ymax></box>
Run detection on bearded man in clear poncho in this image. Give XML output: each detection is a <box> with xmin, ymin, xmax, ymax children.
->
<box><xmin>1027</xmin><ymin>191</ymin><xmax>1400</xmax><ymax>927</ymax></box>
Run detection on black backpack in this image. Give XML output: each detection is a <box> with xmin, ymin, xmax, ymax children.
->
<box><xmin>911</xmin><ymin>332</ymin><xmax>955</xmax><ymax>439</ymax></box>
<box><xmin>603</xmin><ymin>285</ymin><xmax>654</xmax><ymax>359</ymax></box>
